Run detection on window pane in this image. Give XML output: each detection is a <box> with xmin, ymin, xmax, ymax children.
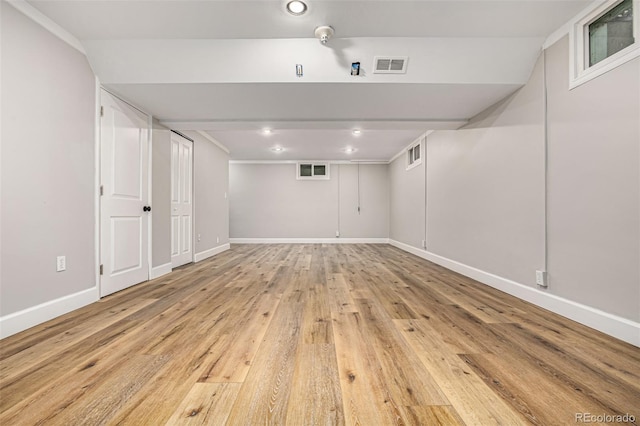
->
<box><xmin>408</xmin><ymin>148</ymin><xmax>414</xmax><ymax>165</ymax></box>
<box><xmin>313</xmin><ymin>165</ymin><xmax>326</xmax><ymax>176</ymax></box>
<box><xmin>414</xmin><ymin>144</ymin><xmax>420</xmax><ymax>160</ymax></box>
<box><xmin>589</xmin><ymin>0</ymin><xmax>634</xmax><ymax>66</ymax></box>
<box><xmin>300</xmin><ymin>164</ymin><xmax>312</xmax><ymax>177</ymax></box>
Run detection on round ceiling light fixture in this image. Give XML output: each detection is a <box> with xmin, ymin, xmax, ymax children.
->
<box><xmin>271</xmin><ymin>146</ymin><xmax>284</xmax><ymax>153</ymax></box>
<box><xmin>352</xmin><ymin>129</ymin><xmax>362</xmax><ymax>135</ymax></box>
<box><xmin>286</xmin><ymin>1</ymin><xmax>307</xmax><ymax>16</ymax></box>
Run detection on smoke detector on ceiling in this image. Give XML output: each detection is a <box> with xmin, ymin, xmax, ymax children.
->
<box><xmin>314</xmin><ymin>26</ymin><xmax>335</xmax><ymax>44</ymax></box>
<box><xmin>373</xmin><ymin>56</ymin><xmax>408</xmax><ymax>74</ymax></box>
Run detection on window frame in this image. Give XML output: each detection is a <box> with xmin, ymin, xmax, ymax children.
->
<box><xmin>570</xmin><ymin>0</ymin><xmax>639</xmax><ymax>89</ymax></box>
<box><xmin>296</xmin><ymin>162</ymin><xmax>330</xmax><ymax>180</ymax></box>
<box><xmin>406</xmin><ymin>140</ymin><xmax>422</xmax><ymax>171</ymax></box>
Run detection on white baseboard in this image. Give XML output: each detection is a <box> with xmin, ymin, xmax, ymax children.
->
<box><xmin>0</xmin><ymin>288</ymin><xmax>98</xmax><ymax>339</ymax></box>
<box><xmin>230</xmin><ymin>238</ymin><xmax>390</xmax><ymax>244</ymax></box>
<box><xmin>389</xmin><ymin>239</ymin><xmax>640</xmax><ymax>347</ymax></box>
<box><xmin>150</xmin><ymin>262</ymin><xmax>172</xmax><ymax>279</ymax></box>
<box><xmin>195</xmin><ymin>243</ymin><xmax>231</xmax><ymax>262</ymax></box>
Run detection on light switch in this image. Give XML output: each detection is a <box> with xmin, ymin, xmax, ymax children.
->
<box><xmin>57</xmin><ymin>256</ymin><xmax>66</xmax><ymax>272</ymax></box>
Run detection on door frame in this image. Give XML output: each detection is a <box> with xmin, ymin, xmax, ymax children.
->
<box><xmin>96</xmin><ymin>86</ymin><xmax>153</xmax><ymax>297</ymax></box>
<box><xmin>170</xmin><ymin>130</ymin><xmax>195</xmax><ymax>268</ymax></box>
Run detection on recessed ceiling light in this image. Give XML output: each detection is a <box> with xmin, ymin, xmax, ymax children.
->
<box><xmin>271</xmin><ymin>146</ymin><xmax>284</xmax><ymax>152</ymax></box>
<box><xmin>286</xmin><ymin>1</ymin><xmax>307</xmax><ymax>16</ymax></box>
<box><xmin>352</xmin><ymin>129</ymin><xmax>362</xmax><ymax>135</ymax></box>
<box><xmin>344</xmin><ymin>147</ymin><xmax>357</xmax><ymax>154</ymax></box>
<box><xmin>262</xmin><ymin>128</ymin><xmax>272</xmax><ymax>135</ymax></box>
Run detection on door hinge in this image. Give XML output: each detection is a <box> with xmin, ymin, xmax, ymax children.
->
<box><xmin>100</xmin><ymin>185</ymin><xmax>104</xmax><ymax>196</ymax></box>
<box><xmin>99</xmin><ymin>264</ymin><xmax>103</xmax><ymax>275</ymax></box>
<box><xmin>100</xmin><ymin>106</ymin><xmax>104</xmax><ymax>117</ymax></box>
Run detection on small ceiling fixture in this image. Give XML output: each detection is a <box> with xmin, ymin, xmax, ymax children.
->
<box><xmin>286</xmin><ymin>1</ymin><xmax>307</xmax><ymax>16</ymax></box>
<box><xmin>314</xmin><ymin>26</ymin><xmax>335</xmax><ymax>44</ymax></box>
<box><xmin>352</xmin><ymin>129</ymin><xmax>362</xmax><ymax>135</ymax></box>
<box><xmin>271</xmin><ymin>146</ymin><xmax>284</xmax><ymax>153</ymax></box>
<box><xmin>344</xmin><ymin>147</ymin><xmax>356</xmax><ymax>154</ymax></box>
<box><xmin>262</xmin><ymin>128</ymin><xmax>272</xmax><ymax>135</ymax></box>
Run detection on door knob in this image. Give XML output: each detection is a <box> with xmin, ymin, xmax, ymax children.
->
<box><xmin>143</xmin><ymin>205</ymin><xmax>151</xmax><ymax>212</ymax></box>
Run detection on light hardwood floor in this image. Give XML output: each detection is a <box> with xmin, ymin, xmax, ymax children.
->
<box><xmin>1</xmin><ymin>244</ymin><xmax>639</xmax><ymax>425</ymax></box>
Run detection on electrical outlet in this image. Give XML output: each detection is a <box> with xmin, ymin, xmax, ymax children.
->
<box><xmin>56</xmin><ymin>256</ymin><xmax>66</xmax><ymax>272</ymax></box>
<box><xmin>216</xmin><ymin>236</ymin><xmax>220</xmax><ymax>243</ymax></box>
<box><xmin>197</xmin><ymin>233</ymin><xmax>201</xmax><ymax>242</ymax></box>
<box><xmin>335</xmin><ymin>230</ymin><xmax>340</xmax><ymax>238</ymax></box>
<box><xmin>422</xmin><ymin>240</ymin><xmax>426</xmax><ymax>248</ymax></box>
<box><xmin>536</xmin><ymin>270</ymin><xmax>547</xmax><ymax>287</ymax></box>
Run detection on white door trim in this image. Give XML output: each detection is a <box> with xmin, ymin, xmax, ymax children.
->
<box><xmin>146</xmin><ymin>114</ymin><xmax>153</xmax><ymax>280</ymax></box>
<box><xmin>94</xmin><ymin>77</ymin><xmax>101</xmax><ymax>300</ymax></box>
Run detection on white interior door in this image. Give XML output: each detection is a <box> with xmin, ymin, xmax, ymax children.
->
<box><xmin>100</xmin><ymin>90</ymin><xmax>150</xmax><ymax>297</ymax></box>
<box><xmin>171</xmin><ymin>133</ymin><xmax>194</xmax><ymax>268</ymax></box>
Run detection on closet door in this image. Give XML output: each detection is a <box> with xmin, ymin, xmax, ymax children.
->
<box><xmin>171</xmin><ymin>133</ymin><xmax>194</xmax><ymax>268</ymax></box>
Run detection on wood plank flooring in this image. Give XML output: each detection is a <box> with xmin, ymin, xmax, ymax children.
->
<box><xmin>1</xmin><ymin>244</ymin><xmax>639</xmax><ymax>425</ymax></box>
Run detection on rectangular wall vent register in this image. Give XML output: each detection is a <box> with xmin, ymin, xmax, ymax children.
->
<box><xmin>373</xmin><ymin>56</ymin><xmax>408</xmax><ymax>74</ymax></box>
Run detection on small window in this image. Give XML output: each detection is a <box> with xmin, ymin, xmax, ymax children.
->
<box><xmin>300</xmin><ymin>163</ymin><xmax>312</xmax><ymax>177</ymax></box>
<box><xmin>313</xmin><ymin>164</ymin><xmax>326</xmax><ymax>176</ymax></box>
<box><xmin>297</xmin><ymin>162</ymin><xmax>330</xmax><ymax>180</ymax></box>
<box><xmin>571</xmin><ymin>0</ymin><xmax>639</xmax><ymax>88</ymax></box>
<box><xmin>407</xmin><ymin>141</ymin><xmax>422</xmax><ymax>170</ymax></box>
<box><xmin>588</xmin><ymin>0</ymin><xmax>634</xmax><ymax>66</ymax></box>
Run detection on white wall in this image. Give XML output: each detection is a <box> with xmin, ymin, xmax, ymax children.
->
<box><xmin>1</xmin><ymin>3</ymin><xmax>97</xmax><ymax>316</ymax></box>
<box><xmin>184</xmin><ymin>131</ymin><xmax>230</xmax><ymax>257</ymax></box>
<box><xmin>425</xmin><ymin>56</ymin><xmax>545</xmax><ymax>287</ymax></box>
<box><xmin>229</xmin><ymin>163</ymin><xmax>339</xmax><ymax>239</ymax></box>
<box><xmin>545</xmin><ymin>37</ymin><xmax>639</xmax><ymax>322</ymax></box>
<box><xmin>151</xmin><ymin>120</ymin><xmax>172</xmax><ymax>268</ymax></box>
<box><xmin>339</xmin><ymin>164</ymin><xmax>389</xmax><ymax>238</ymax></box>
<box><xmin>229</xmin><ymin>163</ymin><xmax>388</xmax><ymax>240</ymax></box>
<box><xmin>388</xmin><ymin>38</ymin><xmax>639</xmax><ymax>344</ymax></box>
<box><xmin>151</xmin><ymin>129</ymin><xmax>230</xmax><ymax>268</ymax></box>
<box><xmin>389</xmin><ymin>146</ymin><xmax>426</xmax><ymax>249</ymax></box>
<box><xmin>0</xmin><ymin>6</ymin><xmax>232</xmax><ymax>337</ymax></box>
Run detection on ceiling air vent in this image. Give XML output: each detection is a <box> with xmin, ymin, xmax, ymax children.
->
<box><xmin>373</xmin><ymin>56</ymin><xmax>408</xmax><ymax>74</ymax></box>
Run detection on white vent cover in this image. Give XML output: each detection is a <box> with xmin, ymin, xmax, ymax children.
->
<box><xmin>373</xmin><ymin>56</ymin><xmax>408</xmax><ymax>74</ymax></box>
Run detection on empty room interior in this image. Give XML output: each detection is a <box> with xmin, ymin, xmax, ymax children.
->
<box><xmin>1</xmin><ymin>0</ymin><xmax>640</xmax><ymax>424</ymax></box>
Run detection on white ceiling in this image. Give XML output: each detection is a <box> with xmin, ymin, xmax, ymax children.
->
<box><xmin>29</xmin><ymin>0</ymin><xmax>586</xmax><ymax>40</ymax></box>
<box><xmin>26</xmin><ymin>0</ymin><xmax>590</xmax><ymax>161</ymax></box>
<box><xmin>206</xmin><ymin>129</ymin><xmax>428</xmax><ymax>162</ymax></box>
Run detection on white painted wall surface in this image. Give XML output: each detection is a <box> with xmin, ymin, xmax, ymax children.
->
<box><xmin>546</xmin><ymin>37</ymin><xmax>640</xmax><ymax>322</ymax></box>
<box><xmin>151</xmin><ymin>120</ymin><xmax>172</xmax><ymax>268</ymax></box>
<box><xmin>229</xmin><ymin>163</ymin><xmax>389</xmax><ymax>239</ymax></box>
<box><xmin>230</xmin><ymin>163</ymin><xmax>339</xmax><ymax>239</ymax></box>
<box><xmin>389</xmin><ymin>154</ymin><xmax>426</xmax><ymax>250</ymax></box>
<box><xmin>425</xmin><ymin>55</ymin><xmax>546</xmax><ymax>287</ymax></box>
<box><xmin>389</xmin><ymin>38</ymin><xmax>639</xmax><ymax>326</ymax></box>
<box><xmin>185</xmin><ymin>131</ymin><xmax>230</xmax><ymax>255</ymax></box>
<box><xmin>1</xmin><ymin>2</ymin><xmax>96</xmax><ymax>316</ymax></box>
<box><xmin>338</xmin><ymin>164</ymin><xmax>389</xmax><ymax>239</ymax></box>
